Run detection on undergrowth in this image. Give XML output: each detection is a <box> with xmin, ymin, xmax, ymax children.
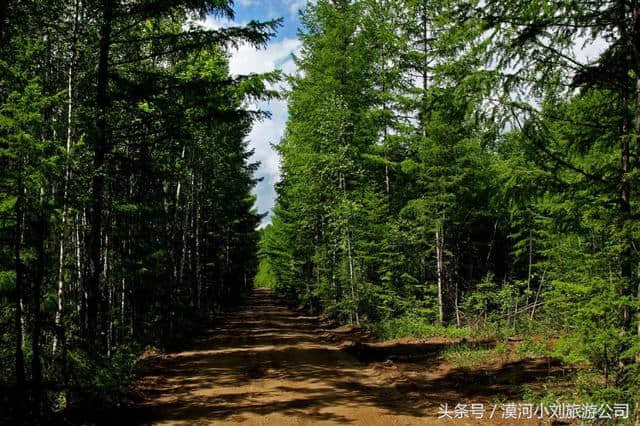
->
<box><xmin>371</xmin><ymin>315</ymin><xmax>503</xmax><ymax>341</ymax></box>
<box><xmin>371</xmin><ymin>314</ymin><xmax>639</xmax><ymax>422</ymax></box>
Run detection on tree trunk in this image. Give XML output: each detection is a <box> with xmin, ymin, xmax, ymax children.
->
<box><xmin>76</xmin><ymin>212</ymin><xmax>85</xmax><ymax>328</ymax></box>
<box><xmin>88</xmin><ymin>0</ymin><xmax>113</xmax><ymax>350</ymax></box>
<box><xmin>420</xmin><ymin>0</ymin><xmax>428</xmax><ymax>139</ymax></box>
<box><xmin>436</xmin><ymin>224</ymin><xmax>444</xmax><ymax>325</ymax></box>
<box><xmin>53</xmin><ymin>0</ymin><xmax>80</xmax><ymax>356</ymax></box>
<box><xmin>454</xmin><ymin>278</ymin><xmax>460</xmax><ymax>327</ymax></box>
<box><xmin>526</xmin><ymin>229</ymin><xmax>533</xmax><ymax>307</ymax></box>
<box><xmin>32</xmin><ymin>190</ymin><xmax>46</xmax><ymax>418</ymax></box>
<box><xmin>346</xmin><ymin>229</ymin><xmax>359</xmax><ymax>325</ymax></box>
<box><xmin>195</xmin><ymin>189</ymin><xmax>202</xmax><ymax>312</ymax></box>
<box><xmin>381</xmin><ymin>35</ymin><xmax>390</xmax><ymax>198</ymax></box>
<box><xmin>618</xmin><ymin>88</ymin><xmax>633</xmax><ymax>337</ymax></box>
<box><xmin>177</xmin><ymin>160</ymin><xmax>190</xmax><ymax>290</ymax></box>
<box><xmin>13</xmin><ymin>180</ymin><xmax>25</xmax><ymax>422</ymax></box>
<box><xmin>485</xmin><ymin>218</ymin><xmax>498</xmax><ymax>271</ymax></box>
<box><xmin>104</xmin><ymin>233</ymin><xmax>111</xmax><ymax>355</ymax></box>
<box><xmin>0</xmin><ymin>0</ymin><xmax>9</xmax><ymax>44</ymax></box>
<box><xmin>617</xmin><ymin>0</ymin><xmax>636</xmax><ymax>337</ymax></box>
<box><xmin>530</xmin><ymin>270</ymin><xmax>545</xmax><ymax>320</ymax></box>
<box><xmin>331</xmin><ymin>248</ymin><xmax>337</xmax><ymax>302</ymax></box>
<box><xmin>621</xmin><ymin>89</ymin><xmax>631</xmax><ymax>275</ymax></box>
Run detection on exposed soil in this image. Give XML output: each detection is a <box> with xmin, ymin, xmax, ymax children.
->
<box><xmin>131</xmin><ymin>289</ymin><xmax>569</xmax><ymax>425</ymax></box>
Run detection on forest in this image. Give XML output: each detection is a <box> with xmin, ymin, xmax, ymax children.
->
<box><xmin>0</xmin><ymin>0</ymin><xmax>278</xmax><ymax>422</ymax></box>
<box><xmin>1</xmin><ymin>0</ymin><xmax>640</xmax><ymax>424</ymax></box>
<box><xmin>258</xmin><ymin>0</ymin><xmax>640</xmax><ymax>419</ymax></box>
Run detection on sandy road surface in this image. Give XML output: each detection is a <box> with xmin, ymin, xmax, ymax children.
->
<box><xmin>132</xmin><ymin>290</ymin><xmax>550</xmax><ymax>425</ymax></box>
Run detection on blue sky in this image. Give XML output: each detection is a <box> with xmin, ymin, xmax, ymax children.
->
<box><xmin>203</xmin><ymin>1</ymin><xmax>308</xmax><ymax>227</ymax></box>
<box><xmin>233</xmin><ymin>0</ymin><xmax>304</xmax><ymax>39</ymax></box>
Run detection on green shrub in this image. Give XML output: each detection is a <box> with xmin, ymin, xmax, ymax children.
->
<box><xmin>371</xmin><ymin>315</ymin><xmax>500</xmax><ymax>341</ymax></box>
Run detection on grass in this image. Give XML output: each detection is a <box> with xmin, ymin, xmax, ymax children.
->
<box><xmin>371</xmin><ymin>315</ymin><xmax>564</xmax><ymax>371</ymax></box>
<box><xmin>371</xmin><ymin>315</ymin><xmax>502</xmax><ymax>341</ymax></box>
<box><xmin>441</xmin><ymin>344</ymin><xmax>497</xmax><ymax>368</ymax></box>
<box><xmin>370</xmin><ymin>315</ymin><xmax>638</xmax><ymax>423</ymax></box>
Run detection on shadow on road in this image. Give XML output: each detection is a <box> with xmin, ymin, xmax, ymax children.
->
<box><xmin>129</xmin><ymin>289</ymin><xmax>566</xmax><ymax>425</ymax></box>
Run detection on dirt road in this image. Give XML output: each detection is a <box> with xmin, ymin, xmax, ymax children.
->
<box><xmin>133</xmin><ymin>290</ymin><xmax>552</xmax><ymax>425</ymax></box>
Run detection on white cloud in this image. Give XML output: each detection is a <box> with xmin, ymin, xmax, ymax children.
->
<box><xmin>226</xmin><ymin>38</ymin><xmax>301</xmax><ymax>226</ymax></box>
<box><xmin>288</xmin><ymin>0</ymin><xmax>309</xmax><ymax>14</ymax></box>
<box><xmin>228</xmin><ymin>38</ymin><xmax>302</xmax><ymax>76</ymax></box>
<box><xmin>195</xmin><ymin>14</ymin><xmax>301</xmax><ymax>227</ymax></box>
<box><xmin>247</xmin><ymin>98</ymin><xmax>288</xmax><ymax>223</ymax></box>
<box><xmin>195</xmin><ymin>14</ymin><xmax>234</xmax><ymax>30</ymax></box>
<box><xmin>574</xmin><ymin>36</ymin><xmax>610</xmax><ymax>64</ymax></box>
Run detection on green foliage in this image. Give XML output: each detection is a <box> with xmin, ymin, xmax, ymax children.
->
<box><xmin>68</xmin><ymin>345</ymin><xmax>140</xmax><ymax>399</ymax></box>
<box><xmin>261</xmin><ymin>0</ymin><xmax>640</xmax><ymax>412</ymax></box>
<box><xmin>548</xmin><ymin>276</ymin><xmax>638</xmax><ymax>381</ymax></box>
<box><xmin>0</xmin><ymin>270</ymin><xmax>16</xmax><ymax>297</ymax></box>
<box><xmin>371</xmin><ymin>316</ymin><xmax>498</xmax><ymax>341</ymax></box>
<box><xmin>441</xmin><ymin>343</ymin><xmax>499</xmax><ymax>369</ymax></box>
<box><xmin>254</xmin><ymin>257</ymin><xmax>276</xmax><ymax>289</ymax></box>
<box><xmin>0</xmin><ymin>0</ymin><xmax>277</xmax><ymax>421</ymax></box>
<box><xmin>3</xmin><ymin>0</ymin><xmax>640</xmax><ymax>420</ymax></box>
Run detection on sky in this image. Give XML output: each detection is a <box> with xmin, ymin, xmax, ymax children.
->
<box><xmin>202</xmin><ymin>0</ymin><xmax>308</xmax><ymax>227</ymax></box>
